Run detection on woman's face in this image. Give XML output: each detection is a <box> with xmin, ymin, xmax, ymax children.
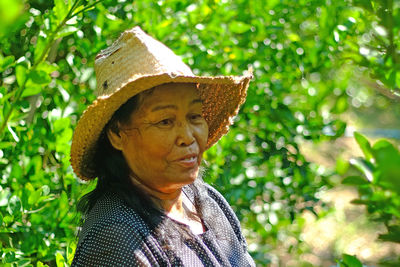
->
<box><xmin>109</xmin><ymin>83</ymin><xmax>209</xmax><ymax>194</ymax></box>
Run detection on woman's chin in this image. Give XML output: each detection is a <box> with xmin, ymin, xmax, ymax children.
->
<box><xmin>174</xmin><ymin>171</ymin><xmax>199</xmax><ymax>187</ymax></box>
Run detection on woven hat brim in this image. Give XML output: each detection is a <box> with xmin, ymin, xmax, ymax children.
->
<box><xmin>70</xmin><ymin>72</ymin><xmax>252</xmax><ymax>181</ymax></box>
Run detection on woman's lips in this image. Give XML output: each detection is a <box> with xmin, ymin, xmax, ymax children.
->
<box><xmin>176</xmin><ymin>154</ymin><xmax>198</xmax><ymax>168</ymax></box>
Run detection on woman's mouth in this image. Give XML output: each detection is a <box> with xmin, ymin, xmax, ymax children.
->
<box><xmin>180</xmin><ymin>156</ymin><xmax>196</xmax><ymax>162</ymax></box>
<box><xmin>176</xmin><ymin>155</ymin><xmax>198</xmax><ymax>168</ymax></box>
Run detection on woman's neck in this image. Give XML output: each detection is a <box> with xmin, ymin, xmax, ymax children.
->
<box><xmin>129</xmin><ymin>174</ymin><xmax>205</xmax><ymax>234</ymax></box>
<box><xmin>129</xmin><ymin>174</ymin><xmax>184</xmax><ymax>213</ymax></box>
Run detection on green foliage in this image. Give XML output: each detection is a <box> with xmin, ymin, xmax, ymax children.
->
<box><xmin>337</xmin><ymin>253</ymin><xmax>363</xmax><ymax>267</ymax></box>
<box><xmin>0</xmin><ymin>0</ymin><xmax>399</xmax><ymax>265</ymax></box>
<box><xmin>343</xmin><ymin>132</ymin><xmax>400</xmax><ymax>264</ymax></box>
<box><xmin>336</xmin><ymin>0</ymin><xmax>400</xmax><ymax>99</ymax></box>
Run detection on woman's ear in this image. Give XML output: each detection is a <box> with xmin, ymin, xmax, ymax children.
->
<box><xmin>107</xmin><ymin>128</ymin><xmax>123</xmax><ymax>151</ymax></box>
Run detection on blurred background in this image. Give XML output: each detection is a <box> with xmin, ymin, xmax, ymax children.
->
<box><xmin>0</xmin><ymin>0</ymin><xmax>399</xmax><ymax>266</ymax></box>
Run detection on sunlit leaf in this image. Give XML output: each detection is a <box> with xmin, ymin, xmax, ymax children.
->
<box><xmin>0</xmin><ymin>0</ymin><xmax>24</xmax><ymax>37</ymax></box>
<box><xmin>56</xmin><ymin>26</ymin><xmax>78</xmax><ymax>38</ymax></box>
<box><xmin>56</xmin><ymin>252</ymin><xmax>66</xmax><ymax>267</ymax></box>
<box><xmin>0</xmin><ymin>55</ymin><xmax>15</xmax><ymax>72</ymax></box>
<box><xmin>7</xmin><ymin>195</ymin><xmax>22</xmax><ymax>215</ymax></box>
<box><xmin>29</xmin><ymin>70</ymin><xmax>52</xmax><ymax>85</ymax></box>
<box><xmin>342</xmin><ymin>175</ymin><xmax>369</xmax><ymax>185</ymax></box>
<box><xmin>36</xmin><ymin>61</ymin><xmax>58</xmax><ymax>74</ymax></box>
<box><xmin>28</xmin><ymin>187</ymin><xmax>43</xmax><ymax>206</ymax></box>
<box><xmin>16</xmin><ymin>64</ymin><xmax>27</xmax><ymax>87</ymax></box>
<box><xmin>354</xmin><ymin>132</ymin><xmax>373</xmax><ymax>161</ymax></box>
<box><xmin>229</xmin><ymin>21</ymin><xmax>251</xmax><ymax>34</ymax></box>
<box><xmin>353</xmin><ymin>0</ymin><xmax>373</xmax><ymax>12</ymax></box>
<box><xmin>349</xmin><ymin>157</ymin><xmax>375</xmax><ymax>182</ymax></box>
<box><xmin>54</xmin><ymin>0</ymin><xmax>68</xmax><ymax>23</ymax></box>
<box><xmin>342</xmin><ymin>254</ymin><xmax>363</xmax><ymax>267</ymax></box>
<box><xmin>34</xmin><ymin>36</ymin><xmax>47</xmax><ymax>64</ymax></box>
<box><xmin>21</xmin><ymin>86</ymin><xmax>42</xmax><ymax>98</ymax></box>
<box><xmin>371</xmin><ymin>139</ymin><xmax>400</xmax><ymax>193</ymax></box>
<box><xmin>0</xmin><ymin>186</ymin><xmax>11</xmax><ymax>206</ymax></box>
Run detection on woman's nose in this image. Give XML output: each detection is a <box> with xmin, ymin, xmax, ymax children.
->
<box><xmin>176</xmin><ymin>122</ymin><xmax>195</xmax><ymax>146</ymax></box>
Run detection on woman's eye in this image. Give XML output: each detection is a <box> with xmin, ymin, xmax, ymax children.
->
<box><xmin>190</xmin><ymin>114</ymin><xmax>203</xmax><ymax>121</ymax></box>
<box><xmin>157</xmin><ymin>119</ymin><xmax>173</xmax><ymax>126</ymax></box>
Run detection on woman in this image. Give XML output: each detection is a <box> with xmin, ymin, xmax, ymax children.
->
<box><xmin>70</xmin><ymin>26</ymin><xmax>254</xmax><ymax>266</ymax></box>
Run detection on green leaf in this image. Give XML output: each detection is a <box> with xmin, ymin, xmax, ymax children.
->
<box><xmin>350</xmin><ymin>199</ymin><xmax>370</xmax><ymax>205</ymax></box>
<box><xmin>58</xmin><ymin>190</ymin><xmax>69</xmax><ymax>219</ymax></box>
<box><xmin>387</xmin><ymin>70</ymin><xmax>397</xmax><ymax>88</ymax></box>
<box><xmin>349</xmin><ymin>157</ymin><xmax>374</xmax><ymax>182</ymax></box>
<box><xmin>332</xmin><ymin>95</ymin><xmax>348</xmax><ymax>114</ymax></box>
<box><xmin>42</xmin><ymin>185</ymin><xmax>50</xmax><ymax>196</ymax></box>
<box><xmin>0</xmin><ymin>142</ymin><xmax>15</xmax><ymax>149</ymax></box>
<box><xmin>0</xmin><ymin>55</ymin><xmax>15</xmax><ymax>72</ymax></box>
<box><xmin>54</xmin><ymin>0</ymin><xmax>68</xmax><ymax>22</ymax></box>
<box><xmin>21</xmin><ymin>86</ymin><xmax>42</xmax><ymax>98</ymax></box>
<box><xmin>336</xmin><ymin>157</ymin><xmax>349</xmax><ymax>175</ymax></box>
<box><xmin>3</xmin><ymin>214</ymin><xmax>14</xmax><ymax>225</ymax></box>
<box><xmin>2</xmin><ymin>100</ymin><xmax>11</xmax><ymax>123</ymax></box>
<box><xmin>37</xmin><ymin>261</ymin><xmax>48</xmax><ymax>267</ymax></box>
<box><xmin>0</xmin><ymin>0</ymin><xmax>24</xmax><ymax>38</ymax></box>
<box><xmin>66</xmin><ymin>241</ymin><xmax>77</xmax><ymax>264</ymax></box>
<box><xmin>336</xmin><ymin>261</ymin><xmax>347</xmax><ymax>267</ymax></box>
<box><xmin>378</xmin><ymin>232</ymin><xmax>400</xmax><ymax>243</ymax></box>
<box><xmin>7</xmin><ymin>195</ymin><xmax>22</xmax><ymax>215</ymax></box>
<box><xmin>56</xmin><ymin>252</ymin><xmax>66</xmax><ymax>267</ymax></box>
<box><xmin>354</xmin><ymin>132</ymin><xmax>373</xmax><ymax>161</ymax></box>
<box><xmin>53</xmin><ymin>117</ymin><xmax>71</xmax><ymax>132</ymax></box>
<box><xmin>29</xmin><ymin>69</ymin><xmax>52</xmax><ymax>85</ymax></box>
<box><xmin>71</xmin><ymin>4</ymin><xmax>85</xmax><ymax>16</ymax></box>
<box><xmin>229</xmin><ymin>21</ymin><xmax>252</xmax><ymax>34</ymax></box>
<box><xmin>342</xmin><ymin>175</ymin><xmax>369</xmax><ymax>185</ymax></box>
<box><xmin>4</xmin><ymin>251</ymin><xmax>16</xmax><ymax>263</ymax></box>
<box><xmin>371</xmin><ymin>140</ymin><xmax>400</xmax><ymax>193</ymax></box>
<box><xmin>353</xmin><ymin>0</ymin><xmax>373</xmax><ymax>12</ymax></box>
<box><xmin>0</xmin><ymin>187</ymin><xmax>11</xmax><ymax>206</ymax></box>
<box><xmin>36</xmin><ymin>61</ymin><xmax>58</xmax><ymax>74</ymax></box>
<box><xmin>34</xmin><ymin>36</ymin><xmax>47</xmax><ymax>64</ymax></box>
<box><xmin>16</xmin><ymin>259</ymin><xmax>31</xmax><ymax>266</ymax></box>
<box><xmin>28</xmin><ymin>187</ymin><xmax>43</xmax><ymax>206</ymax></box>
<box><xmin>16</xmin><ymin>64</ymin><xmax>27</xmax><ymax>87</ymax></box>
<box><xmin>56</xmin><ymin>26</ymin><xmax>78</xmax><ymax>38</ymax></box>
<box><xmin>342</xmin><ymin>254</ymin><xmax>363</xmax><ymax>267</ymax></box>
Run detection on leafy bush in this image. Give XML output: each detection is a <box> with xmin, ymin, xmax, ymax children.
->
<box><xmin>0</xmin><ymin>0</ymin><xmax>399</xmax><ymax>266</ymax></box>
<box><xmin>337</xmin><ymin>253</ymin><xmax>363</xmax><ymax>267</ymax></box>
<box><xmin>342</xmin><ymin>132</ymin><xmax>400</xmax><ymax>265</ymax></box>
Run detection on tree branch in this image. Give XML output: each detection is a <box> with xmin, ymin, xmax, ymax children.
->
<box><xmin>362</xmin><ymin>78</ymin><xmax>400</xmax><ymax>102</ymax></box>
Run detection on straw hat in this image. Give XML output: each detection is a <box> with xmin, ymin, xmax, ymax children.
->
<box><xmin>70</xmin><ymin>26</ymin><xmax>252</xmax><ymax>181</ymax></box>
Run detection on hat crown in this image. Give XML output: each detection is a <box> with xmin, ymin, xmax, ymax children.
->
<box><xmin>94</xmin><ymin>26</ymin><xmax>193</xmax><ymax>96</ymax></box>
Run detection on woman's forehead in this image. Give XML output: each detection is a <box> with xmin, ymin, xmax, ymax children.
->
<box><xmin>133</xmin><ymin>83</ymin><xmax>201</xmax><ymax>116</ymax></box>
<box><xmin>141</xmin><ymin>83</ymin><xmax>200</xmax><ymax>107</ymax></box>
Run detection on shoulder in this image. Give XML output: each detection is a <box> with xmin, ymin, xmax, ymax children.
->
<box><xmin>203</xmin><ymin>183</ymin><xmax>239</xmax><ymax>219</ymax></box>
<box><xmin>72</xmin><ymin>192</ymin><xmax>154</xmax><ymax>266</ymax></box>
<box><xmin>78</xmin><ymin>191</ymin><xmax>151</xmax><ymax>241</ymax></box>
<box><xmin>79</xmin><ymin>191</ymin><xmax>152</xmax><ymax>240</ymax></box>
<box><xmin>192</xmin><ymin>181</ymin><xmax>247</xmax><ymax>245</ymax></box>
<box><xmin>189</xmin><ymin>180</ymin><xmax>231</xmax><ymax>206</ymax></box>
<box><xmin>203</xmin><ymin>182</ymin><xmax>232</xmax><ymax>207</ymax></box>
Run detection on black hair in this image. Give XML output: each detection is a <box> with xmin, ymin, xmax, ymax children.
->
<box><xmin>77</xmin><ymin>93</ymin><xmax>165</xmax><ymax>227</ymax></box>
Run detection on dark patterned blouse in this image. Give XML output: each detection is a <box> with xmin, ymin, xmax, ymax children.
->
<box><xmin>72</xmin><ymin>182</ymin><xmax>255</xmax><ymax>267</ymax></box>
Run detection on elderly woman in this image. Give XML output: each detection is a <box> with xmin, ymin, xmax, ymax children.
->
<box><xmin>70</xmin><ymin>26</ymin><xmax>254</xmax><ymax>266</ymax></box>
